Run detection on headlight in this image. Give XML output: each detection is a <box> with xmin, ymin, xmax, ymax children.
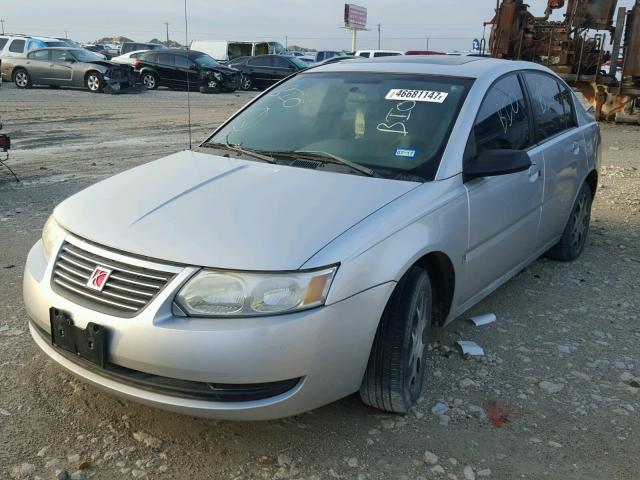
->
<box><xmin>175</xmin><ymin>266</ymin><xmax>337</xmax><ymax>317</ymax></box>
<box><xmin>42</xmin><ymin>215</ymin><xmax>65</xmax><ymax>261</ymax></box>
<box><xmin>213</xmin><ymin>72</ymin><xmax>222</xmax><ymax>81</ymax></box>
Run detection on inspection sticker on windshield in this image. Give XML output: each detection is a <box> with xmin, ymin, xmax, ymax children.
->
<box><xmin>395</xmin><ymin>148</ymin><xmax>416</xmax><ymax>158</ymax></box>
<box><xmin>385</xmin><ymin>89</ymin><xmax>448</xmax><ymax>103</ymax></box>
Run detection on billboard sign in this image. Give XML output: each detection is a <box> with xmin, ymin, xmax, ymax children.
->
<box><xmin>344</xmin><ymin>4</ymin><xmax>367</xmax><ymax>29</ymax></box>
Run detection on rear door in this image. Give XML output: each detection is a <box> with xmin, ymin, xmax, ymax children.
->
<box><xmin>462</xmin><ymin>73</ymin><xmax>544</xmax><ymax>302</ymax></box>
<box><xmin>156</xmin><ymin>53</ymin><xmax>176</xmax><ymax>85</ymax></box>
<box><xmin>174</xmin><ymin>54</ymin><xmax>198</xmax><ymax>87</ymax></box>
<box><xmin>24</xmin><ymin>49</ymin><xmax>52</xmax><ymax>81</ymax></box>
<box><xmin>522</xmin><ymin>71</ymin><xmax>587</xmax><ymax>245</ymax></box>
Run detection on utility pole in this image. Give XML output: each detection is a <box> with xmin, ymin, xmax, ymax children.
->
<box><xmin>0</xmin><ymin>19</ymin><xmax>5</xmax><ymax>35</ymax></box>
<box><xmin>64</xmin><ymin>30</ymin><xmax>69</xmax><ymax>39</ymax></box>
<box><xmin>377</xmin><ymin>23</ymin><xmax>381</xmax><ymax>49</ymax></box>
<box><xmin>164</xmin><ymin>22</ymin><xmax>169</xmax><ymax>45</ymax></box>
<box><xmin>285</xmin><ymin>35</ymin><xmax>288</xmax><ymax>49</ymax></box>
<box><xmin>426</xmin><ymin>37</ymin><xmax>430</xmax><ymax>50</ymax></box>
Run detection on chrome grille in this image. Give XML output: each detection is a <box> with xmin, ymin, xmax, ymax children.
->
<box><xmin>51</xmin><ymin>241</ymin><xmax>176</xmax><ymax>317</ymax></box>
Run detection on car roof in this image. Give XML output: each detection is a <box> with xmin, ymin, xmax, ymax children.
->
<box><xmin>307</xmin><ymin>55</ymin><xmax>548</xmax><ymax>80</ymax></box>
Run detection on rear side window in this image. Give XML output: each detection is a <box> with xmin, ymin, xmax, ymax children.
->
<box><xmin>0</xmin><ymin>38</ymin><xmax>9</xmax><ymax>50</ymax></box>
<box><xmin>523</xmin><ymin>72</ymin><xmax>568</xmax><ymax>142</ymax></box>
<box><xmin>143</xmin><ymin>52</ymin><xmax>158</xmax><ymax>63</ymax></box>
<box><xmin>248</xmin><ymin>56</ymin><xmax>270</xmax><ymax>67</ymax></box>
<box><xmin>358</xmin><ymin>52</ymin><xmax>370</xmax><ymax>57</ymax></box>
<box><xmin>157</xmin><ymin>54</ymin><xmax>174</xmax><ymax>66</ymax></box>
<box><xmin>27</xmin><ymin>50</ymin><xmax>49</xmax><ymax>60</ymax></box>
<box><xmin>468</xmin><ymin>73</ymin><xmax>531</xmax><ymax>156</ymax></box>
<box><xmin>9</xmin><ymin>39</ymin><xmax>26</xmax><ymax>53</ymax></box>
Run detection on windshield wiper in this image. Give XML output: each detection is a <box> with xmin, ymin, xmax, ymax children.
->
<box><xmin>290</xmin><ymin>150</ymin><xmax>377</xmax><ymax>177</ymax></box>
<box><xmin>202</xmin><ymin>139</ymin><xmax>277</xmax><ymax>164</ymax></box>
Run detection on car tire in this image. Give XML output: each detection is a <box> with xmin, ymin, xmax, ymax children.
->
<box><xmin>241</xmin><ymin>75</ymin><xmax>253</xmax><ymax>91</ymax></box>
<box><xmin>13</xmin><ymin>69</ymin><xmax>32</xmax><ymax>89</ymax></box>
<box><xmin>85</xmin><ymin>71</ymin><xmax>103</xmax><ymax>93</ymax></box>
<box><xmin>545</xmin><ymin>182</ymin><xmax>593</xmax><ymax>261</ymax></box>
<box><xmin>360</xmin><ymin>266</ymin><xmax>432</xmax><ymax>413</ymax></box>
<box><xmin>141</xmin><ymin>72</ymin><xmax>158</xmax><ymax>90</ymax></box>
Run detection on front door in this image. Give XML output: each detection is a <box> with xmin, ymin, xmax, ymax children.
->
<box><xmin>174</xmin><ymin>54</ymin><xmax>199</xmax><ymax>88</ymax></box>
<box><xmin>48</xmin><ymin>49</ymin><xmax>75</xmax><ymax>84</ymax></box>
<box><xmin>246</xmin><ymin>56</ymin><xmax>272</xmax><ymax>88</ymax></box>
<box><xmin>462</xmin><ymin>73</ymin><xmax>544</xmax><ymax>302</ymax></box>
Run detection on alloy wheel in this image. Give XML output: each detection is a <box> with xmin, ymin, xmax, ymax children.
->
<box><xmin>143</xmin><ymin>74</ymin><xmax>156</xmax><ymax>89</ymax></box>
<box><xmin>87</xmin><ymin>74</ymin><xmax>101</xmax><ymax>92</ymax></box>
<box><xmin>570</xmin><ymin>191</ymin><xmax>590</xmax><ymax>251</ymax></box>
<box><xmin>407</xmin><ymin>286</ymin><xmax>428</xmax><ymax>397</ymax></box>
<box><xmin>15</xmin><ymin>72</ymin><xmax>28</xmax><ymax>87</ymax></box>
<box><xmin>241</xmin><ymin>76</ymin><xmax>252</xmax><ymax>90</ymax></box>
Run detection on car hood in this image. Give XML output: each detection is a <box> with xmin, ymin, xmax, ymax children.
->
<box><xmin>54</xmin><ymin>150</ymin><xmax>419</xmax><ymax>270</ymax></box>
<box><xmin>202</xmin><ymin>65</ymin><xmax>239</xmax><ymax>75</ymax></box>
<box><xmin>85</xmin><ymin>60</ymin><xmax>126</xmax><ymax>69</ymax></box>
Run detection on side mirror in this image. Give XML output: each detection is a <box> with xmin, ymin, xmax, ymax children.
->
<box><xmin>464</xmin><ymin>149</ymin><xmax>531</xmax><ymax>180</ymax></box>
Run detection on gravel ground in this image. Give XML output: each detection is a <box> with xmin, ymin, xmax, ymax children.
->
<box><xmin>0</xmin><ymin>83</ymin><xmax>639</xmax><ymax>480</ymax></box>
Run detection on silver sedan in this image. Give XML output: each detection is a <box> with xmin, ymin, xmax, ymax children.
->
<box><xmin>23</xmin><ymin>56</ymin><xmax>599</xmax><ymax>420</ymax></box>
<box><xmin>1</xmin><ymin>47</ymin><xmax>135</xmax><ymax>93</ymax></box>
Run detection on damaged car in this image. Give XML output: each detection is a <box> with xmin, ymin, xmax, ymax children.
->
<box><xmin>134</xmin><ymin>49</ymin><xmax>241</xmax><ymax>93</ymax></box>
<box><xmin>1</xmin><ymin>47</ymin><xmax>136</xmax><ymax>93</ymax></box>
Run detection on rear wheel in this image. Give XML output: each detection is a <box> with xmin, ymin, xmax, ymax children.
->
<box><xmin>85</xmin><ymin>71</ymin><xmax>103</xmax><ymax>93</ymax></box>
<box><xmin>141</xmin><ymin>72</ymin><xmax>158</xmax><ymax>90</ymax></box>
<box><xmin>360</xmin><ymin>266</ymin><xmax>432</xmax><ymax>413</ymax></box>
<box><xmin>14</xmin><ymin>69</ymin><xmax>32</xmax><ymax>89</ymax></box>
<box><xmin>545</xmin><ymin>182</ymin><xmax>593</xmax><ymax>261</ymax></box>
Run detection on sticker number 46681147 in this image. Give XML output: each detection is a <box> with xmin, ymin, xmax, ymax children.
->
<box><xmin>385</xmin><ymin>89</ymin><xmax>448</xmax><ymax>103</ymax></box>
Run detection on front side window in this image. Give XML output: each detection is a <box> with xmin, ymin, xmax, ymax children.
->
<box><xmin>175</xmin><ymin>55</ymin><xmax>193</xmax><ymax>68</ymax></box>
<box><xmin>469</xmin><ymin>73</ymin><xmax>531</xmax><ymax>156</ymax></box>
<box><xmin>51</xmin><ymin>50</ymin><xmax>74</xmax><ymax>62</ymax></box>
<box><xmin>27</xmin><ymin>49</ymin><xmax>50</xmax><ymax>61</ymax></box>
<box><xmin>70</xmin><ymin>49</ymin><xmax>102</xmax><ymax>62</ymax></box>
<box><xmin>9</xmin><ymin>39</ymin><xmax>25</xmax><ymax>53</ymax></box>
<box><xmin>248</xmin><ymin>56</ymin><xmax>270</xmax><ymax>67</ymax></box>
<box><xmin>524</xmin><ymin>72</ymin><xmax>568</xmax><ymax>142</ymax></box>
<box><xmin>271</xmin><ymin>56</ymin><xmax>291</xmax><ymax>68</ymax></box>
<box><xmin>193</xmin><ymin>54</ymin><xmax>219</xmax><ymax>68</ymax></box>
<box><xmin>206</xmin><ymin>72</ymin><xmax>472</xmax><ymax>181</ymax></box>
<box><xmin>557</xmin><ymin>83</ymin><xmax>577</xmax><ymax>130</ymax></box>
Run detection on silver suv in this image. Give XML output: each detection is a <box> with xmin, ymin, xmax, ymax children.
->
<box><xmin>24</xmin><ymin>56</ymin><xmax>600</xmax><ymax>420</ymax></box>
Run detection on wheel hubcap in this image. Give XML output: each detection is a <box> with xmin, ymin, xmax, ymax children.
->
<box><xmin>16</xmin><ymin>72</ymin><xmax>27</xmax><ymax>86</ymax></box>
<box><xmin>242</xmin><ymin>77</ymin><xmax>251</xmax><ymax>89</ymax></box>
<box><xmin>144</xmin><ymin>75</ymin><xmax>155</xmax><ymax>88</ymax></box>
<box><xmin>570</xmin><ymin>192</ymin><xmax>590</xmax><ymax>250</ymax></box>
<box><xmin>407</xmin><ymin>289</ymin><xmax>428</xmax><ymax>395</ymax></box>
<box><xmin>88</xmin><ymin>76</ymin><xmax>99</xmax><ymax>91</ymax></box>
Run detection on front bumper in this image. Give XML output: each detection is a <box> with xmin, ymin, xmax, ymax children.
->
<box><xmin>200</xmin><ymin>72</ymin><xmax>241</xmax><ymax>93</ymax></box>
<box><xmin>23</xmin><ymin>236</ymin><xmax>393</xmax><ymax>420</ymax></box>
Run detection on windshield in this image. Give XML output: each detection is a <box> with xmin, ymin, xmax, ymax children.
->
<box><xmin>206</xmin><ymin>72</ymin><xmax>472</xmax><ymax>181</ymax></box>
<box><xmin>71</xmin><ymin>49</ymin><xmax>104</xmax><ymax>62</ymax></box>
<box><xmin>193</xmin><ymin>54</ymin><xmax>219</xmax><ymax>67</ymax></box>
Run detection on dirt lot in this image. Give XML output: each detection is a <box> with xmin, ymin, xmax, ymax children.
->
<box><xmin>1</xmin><ymin>83</ymin><xmax>639</xmax><ymax>480</ymax></box>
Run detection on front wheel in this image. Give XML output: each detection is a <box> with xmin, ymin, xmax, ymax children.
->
<box><xmin>14</xmin><ymin>69</ymin><xmax>32</xmax><ymax>89</ymax></box>
<box><xmin>360</xmin><ymin>266</ymin><xmax>432</xmax><ymax>413</ymax></box>
<box><xmin>86</xmin><ymin>72</ymin><xmax>103</xmax><ymax>93</ymax></box>
<box><xmin>545</xmin><ymin>182</ymin><xmax>593</xmax><ymax>261</ymax></box>
<box><xmin>240</xmin><ymin>74</ymin><xmax>253</xmax><ymax>91</ymax></box>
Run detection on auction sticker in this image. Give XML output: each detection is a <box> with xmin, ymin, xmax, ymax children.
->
<box><xmin>385</xmin><ymin>89</ymin><xmax>448</xmax><ymax>103</ymax></box>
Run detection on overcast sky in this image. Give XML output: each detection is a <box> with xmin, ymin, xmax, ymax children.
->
<box><xmin>1</xmin><ymin>0</ymin><xmax>636</xmax><ymax>52</ymax></box>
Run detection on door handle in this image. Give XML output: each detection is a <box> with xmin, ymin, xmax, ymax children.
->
<box><xmin>528</xmin><ymin>161</ymin><xmax>541</xmax><ymax>182</ymax></box>
<box><xmin>572</xmin><ymin>141</ymin><xmax>581</xmax><ymax>155</ymax></box>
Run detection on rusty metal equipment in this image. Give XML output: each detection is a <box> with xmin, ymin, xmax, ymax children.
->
<box><xmin>485</xmin><ymin>0</ymin><xmax>640</xmax><ymax>123</ymax></box>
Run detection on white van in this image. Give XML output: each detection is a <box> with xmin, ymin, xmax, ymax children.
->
<box><xmin>355</xmin><ymin>50</ymin><xmax>403</xmax><ymax>58</ymax></box>
<box><xmin>190</xmin><ymin>40</ymin><xmax>286</xmax><ymax>62</ymax></box>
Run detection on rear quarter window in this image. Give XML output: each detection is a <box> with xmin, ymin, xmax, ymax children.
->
<box><xmin>0</xmin><ymin>38</ymin><xmax>8</xmax><ymax>50</ymax></box>
<box><xmin>9</xmin><ymin>39</ymin><xmax>26</xmax><ymax>53</ymax></box>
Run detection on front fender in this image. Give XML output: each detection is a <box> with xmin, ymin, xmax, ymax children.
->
<box><xmin>302</xmin><ymin>175</ymin><xmax>468</xmax><ymax>317</ymax></box>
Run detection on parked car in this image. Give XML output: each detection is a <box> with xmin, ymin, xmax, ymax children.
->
<box><xmin>314</xmin><ymin>50</ymin><xmax>346</xmax><ymax>62</ymax></box>
<box><xmin>0</xmin><ymin>35</ymin><xmax>67</xmax><ymax>59</ymax></box>
<box><xmin>405</xmin><ymin>50</ymin><xmax>446</xmax><ymax>55</ymax></box>
<box><xmin>315</xmin><ymin>55</ymin><xmax>363</xmax><ymax>65</ymax></box>
<box><xmin>135</xmin><ymin>49</ymin><xmax>240</xmax><ymax>93</ymax></box>
<box><xmin>111</xmin><ymin>50</ymin><xmax>149</xmax><ymax>66</ymax></box>
<box><xmin>285</xmin><ymin>51</ymin><xmax>305</xmax><ymax>57</ymax></box>
<box><xmin>227</xmin><ymin>54</ymin><xmax>307</xmax><ymax>90</ymax></box>
<box><xmin>298</xmin><ymin>55</ymin><xmax>316</xmax><ymax>65</ymax></box>
<box><xmin>1</xmin><ymin>48</ymin><xmax>136</xmax><ymax>93</ymax></box>
<box><xmin>120</xmin><ymin>42</ymin><xmax>166</xmax><ymax>55</ymax></box>
<box><xmin>81</xmin><ymin>44</ymin><xmax>114</xmax><ymax>59</ymax></box>
<box><xmin>355</xmin><ymin>49</ymin><xmax>403</xmax><ymax>58</ymax></box>
<box><xmin>190</xmin><ymin>40</ymin><xmax>286</xmax><ymax>62</ymax></box>
<box><xmin>23</xmin><ymin>56</ymin><xmax>599</xmax><ymax>420</ymax></box>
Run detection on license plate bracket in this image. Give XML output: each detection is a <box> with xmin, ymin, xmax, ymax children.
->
<box><xmin>49</xmin><ymin>308</ymin><xmax>106</xmax><ymax>368</ymax></box>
